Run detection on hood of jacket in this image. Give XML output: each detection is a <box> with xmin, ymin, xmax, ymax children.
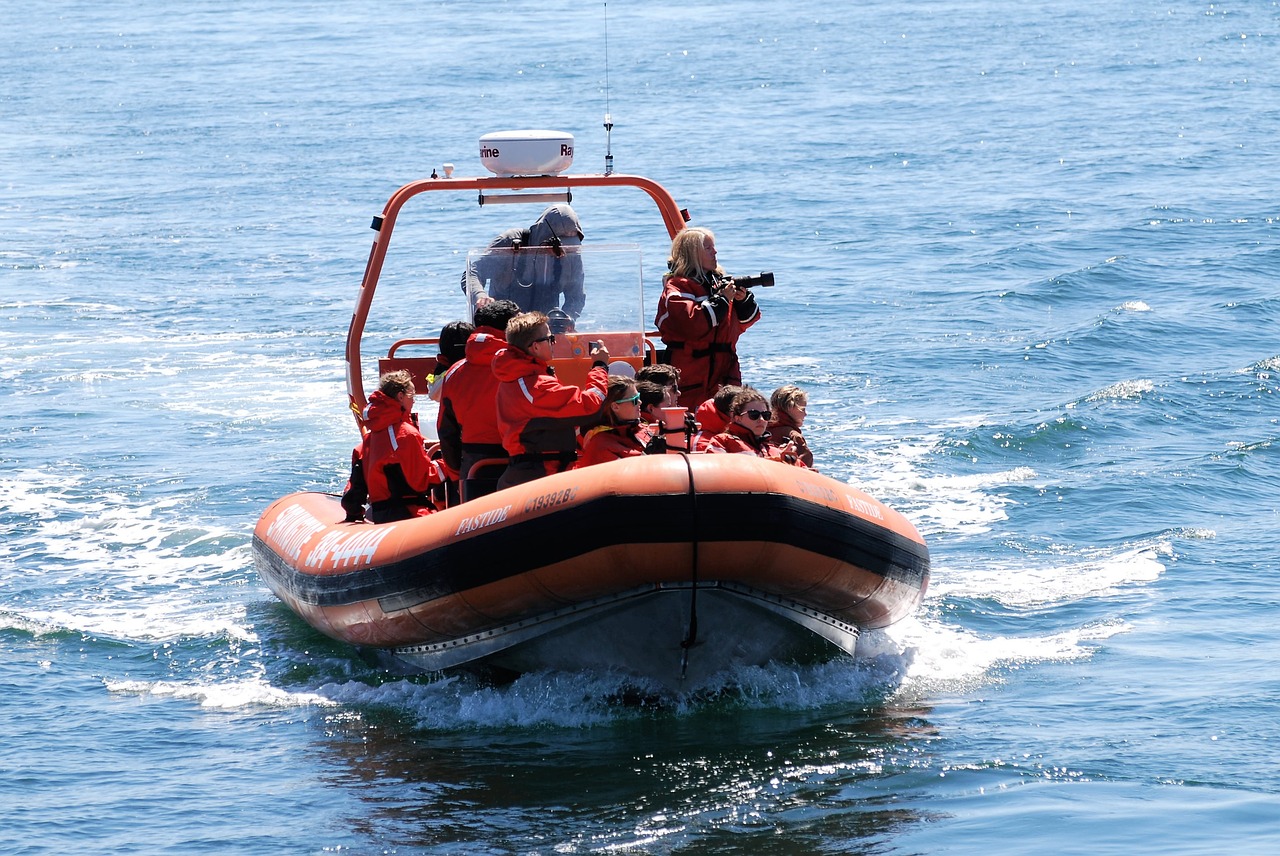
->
<box><xmin>362</xmin><ymin>389</ymin><xmax>408</xmax><ymax>432</ymax></box>
<box><xmin>491</xmin><ymin>346</ymin><xmax>546</xmax><ymax>383</ymax></box>
<box><xmin>770</xmin><ymin>409</ymin><xmax>802</xmax><ymax>434</ymax></box>
<box><xmin>464</xmin><ymin>327</ymin><xmax>507</xmax><ymax>364</ymax></box>
<box><xmin>695</xmin><ymin>397</ymin><xmax>729</xmax><ymax>434</ymax></box>
<box><xmin>527</xmin><ymin>203</ymin><xmax>584</xmax><ymax>247</ymax></box>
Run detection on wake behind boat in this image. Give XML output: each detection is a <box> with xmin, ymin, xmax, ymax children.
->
<box><xmin>252</xmin><ymin>130</ymin><xmax>930</xmax><ymax>693</ymax></box>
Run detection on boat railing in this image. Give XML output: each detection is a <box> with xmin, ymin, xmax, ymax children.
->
<box><xmin>387</xmin><ymin>337</ymin><xmax>440</xmax><ymax>357</ymax></box>
<box><xmin>374</xmin><ymin>330</ymin><xmax>670</xmax><ymax>410</ymax></box>
<box><xmin>374</xmin><ymin>337</ymin><xmax>441</xmax><ymax>402</ymax></box>
<box><xmin>376</xmin><ymin>333</ymin><xmax>668</xmax><ymax>400</ymax></box>
<box><xmin>348</xmin><ymin>172</ymin><xmax>689</xmax><ymax>427</ymax></box>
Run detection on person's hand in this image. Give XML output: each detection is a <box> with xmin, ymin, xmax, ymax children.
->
<box><xmin>723</xmin><ymin>279</ymin><xmax>748</xmax><ymax>301</ymax></box>
<box><xmin>589</xmin><ymin>341</ymin><xmax>610</xmax><ymax>363</ymax></box>
<box><xmin>475</xmin><ymin>293</ymin><xmax>494</xmax><ymax>309</ymax></box>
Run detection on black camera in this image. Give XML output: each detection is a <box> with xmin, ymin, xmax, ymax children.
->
<box><xmin>733</xmin><ymin>271</ymin><xmax>775</xmax><ymax>289</ymax></box>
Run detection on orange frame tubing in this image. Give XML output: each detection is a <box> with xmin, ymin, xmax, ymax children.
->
<box><xmin>345</xmin><ymin>172</ymin><xmax>689</xmax><ymax>430</ymax></box>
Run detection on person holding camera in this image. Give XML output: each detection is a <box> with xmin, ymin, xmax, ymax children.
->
<box><xmin>654</xmin><ymin>227</ymin><xmax>761</xmax><ymax>409</ymax></box>
<box><xmin>492</xmin><ymin>311</ymin><xmax>610</xmax><ymax>488</ymax></box>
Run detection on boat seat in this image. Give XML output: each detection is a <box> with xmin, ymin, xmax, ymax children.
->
<box><xmin>546</xmin><ymin>331</ymin><xmax>646</xmax><ymax>387</ymax></box>
<box><xmin>462</xmin><ymin>457</ymin><xmax>508</xmax><ymax>503</ymax></box>
<box><xmin>377</xmin><ymin>356</ymin><xmax>437</xmax><ymax>396</ymax></box>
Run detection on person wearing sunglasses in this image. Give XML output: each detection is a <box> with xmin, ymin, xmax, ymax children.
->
<box><xmin>578</xmin><ymin>376</ymin><xmax>656</xmax><ymax>468</ymax></box>
<box><xmin>636</xmin><ymin>363</ymin><xmax>681</xmax><ymax>409</ymax></box>
<box><xmin>493</xmin><ymin>311</ymin><xmax>610</xmax><ymax>489</ymax></box>
<box><xmin>705</xmin><ymin>387</ymin><xmax>808</xmax><ymax>467</ymax></box>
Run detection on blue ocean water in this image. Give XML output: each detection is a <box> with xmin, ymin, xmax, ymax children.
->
<box><xmin>3</xmin><ymin>0</ymin><xmax>1279</xmax><ymax>852</ymax></box>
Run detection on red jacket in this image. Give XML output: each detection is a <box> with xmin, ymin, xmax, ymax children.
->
<box><xmin>436</xmin><ymin>327</ymin><xmax>507</xmax><ymax>478</ymax></box>
<box><xmin>578</xmin><ymin>422</ymin><xmax>654</xmax><ymax>468</ymax></box>
<box><xmin>768</xmin><ymin>410</ymin><xmax>814</xmax><ymax>468</ymax></box>
<box><xmin>655</xmin><ymin>274</ymin><xmax>760</xmax><ymax>409</ymax></box>
<box><xmin>359</xmin><ymin>390</ymin><xmax>445</xmax><ymax>519</ymax></box>
<box><xmin>492</xmin><ymin>347</ymin><xmax>608</xmax><ymax>460</ymax></box>
<box><xmin>706</xmin><ymin>422</ymin><xmax>806</xmax><ymax>467</ymax></box>
<box><xmin>691</xmin><ymin>397</ymin><xmax>729</xmax><ymax>451</ymax></box>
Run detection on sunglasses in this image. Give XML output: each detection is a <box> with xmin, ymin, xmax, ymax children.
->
<box><xmin>744</xmin><ymin>409</ymin><xmax>772</xmax><ymax>421</ymax></box>
<box><xmin>530</xmin><ymin>334</ymin><xmax>557</xmax><ymax>345</ymax></box>
<box><xmin>616</xmin><ymin>392</ymin><xmax>641</xmax><ymax>404</ymax></box>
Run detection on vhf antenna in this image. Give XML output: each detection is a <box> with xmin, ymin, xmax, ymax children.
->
<box><xmin>603</xmin><ymin>2</ymin><xmax>614</xmax><ymax>175</ymax></box>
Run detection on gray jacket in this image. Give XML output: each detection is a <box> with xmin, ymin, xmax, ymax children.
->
<box><xmin>461</xmin><ymin>204</ymin><xmax>585</xmax><ymax>317</ymax></box>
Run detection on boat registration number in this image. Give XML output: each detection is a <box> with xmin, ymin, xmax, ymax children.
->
<box><xmin>523</xmin><ymin>486</ymin><xmax>579</xmax><ymax>514</ymax></box>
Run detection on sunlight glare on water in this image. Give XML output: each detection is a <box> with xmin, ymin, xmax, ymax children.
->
<box><xmin>3</xmin><ymin>0</ymin><xmax>1280</xmax><ymax>853</ymax></box>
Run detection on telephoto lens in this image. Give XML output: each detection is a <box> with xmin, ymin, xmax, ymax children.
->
<box><xmin>733</xmin><ymin>272</ymin><xmax>774</xmax><ymax>289</ymax></box>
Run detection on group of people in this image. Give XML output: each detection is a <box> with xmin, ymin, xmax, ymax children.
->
<box><xmin>341</xmin><ymin>217</ymin><xmax>813</xmax><ymax>524</ymax></box>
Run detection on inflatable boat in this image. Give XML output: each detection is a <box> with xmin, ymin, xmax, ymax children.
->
<box><xmin>252</xmin><ymin>130</ymin><xmax>929</xmax><ymax>691</ymax></box>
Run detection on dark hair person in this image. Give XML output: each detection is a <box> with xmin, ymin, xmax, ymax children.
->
<box><xmin>579</xmin><ymin>376</ymin><xmax>655</xmax><ymax>467</ymax></box>
<box><xmin>436</xmin><ymin>300</ymin><xmax>523</xmax><ymax>503</ymax></box>
<box><xmin>706</xmin><ymin>387</ymin><xmax>806</xmax><ymax>467</ymax></box>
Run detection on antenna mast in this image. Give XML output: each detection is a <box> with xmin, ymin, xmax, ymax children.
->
<box><xmin>603</xmin><ymin>2</ymin><xmax>614</xmax><ymax>175</ymax></box>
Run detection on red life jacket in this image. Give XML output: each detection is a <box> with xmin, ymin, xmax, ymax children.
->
<box><xmin>492</xmin><ymin>346</ymin><xmax>608</xmax><ymax>462</ymax></box>
<box><xmin>655</xmin><ymin>274</ymin><xmax>760</xmax><ymax>410</ymax></box>
<box><xmin>359</xmin><ymin>391</ymin><xmax>445</xmax><ymax>521</ymax></box>
<box><xmin>436</xmin><ymin>327</ymin><xmax>508</xmax><ymax>478</ymax></box>
<box><xmin>578</xmin><ymin>422</ymin><xmax>654</xmax><ymax>468</ymax></box>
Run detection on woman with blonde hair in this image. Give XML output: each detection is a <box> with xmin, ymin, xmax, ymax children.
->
<box><xmin>654</xmin><ymin>227</ymin><xmax>760</xmax><ymax>409</ymax></box>
<box><xmin>768</xmin><ymin>384</ymin><xmax>814</xmax><ymax>468</ymax></box>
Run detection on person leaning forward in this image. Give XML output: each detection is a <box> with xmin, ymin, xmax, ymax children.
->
<box><xmin>493</xmin><ymin>312</ymin><xmax>609</xmax><ymax>489</ymax></box>
<box><xmin>462</xmin><ymin>204</ymin><xmax>586</xmax><ymax>317</ymax></box>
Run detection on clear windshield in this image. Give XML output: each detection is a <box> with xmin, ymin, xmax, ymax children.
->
<box><xmin>463</xmin><ymin>242</ymin><xmax>644</xmax><ymax>336</ymax></box>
